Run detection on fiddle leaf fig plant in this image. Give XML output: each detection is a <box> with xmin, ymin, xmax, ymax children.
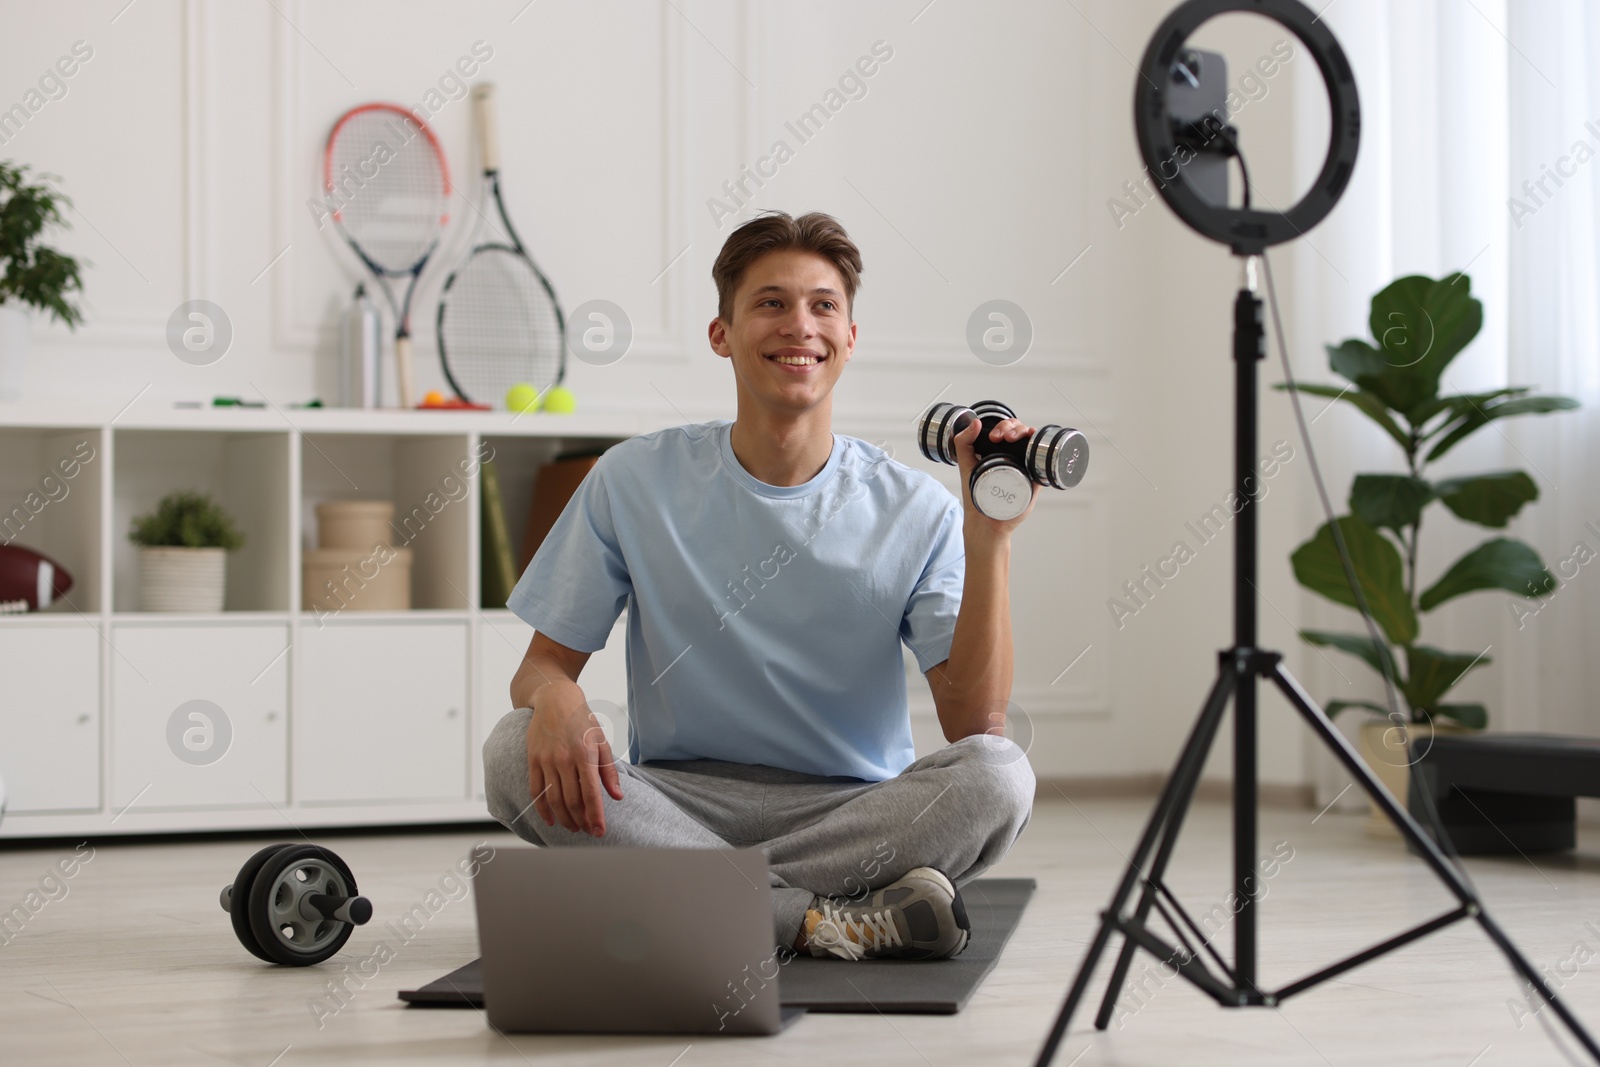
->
<box><xmin>1278</xmin><ymin>273</ymin><xmax>1577</xmax><ymax>729</ymax></box>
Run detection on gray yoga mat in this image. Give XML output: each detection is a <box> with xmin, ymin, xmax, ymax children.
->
<box><xmin>399</xmin><ymin>877</ymin><xmax>1034</xmax><ymax>1014</ymax></box>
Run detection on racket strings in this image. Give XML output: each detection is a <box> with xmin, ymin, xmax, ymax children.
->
<box><xmin>439</xmin><ymin>247</ymin><xmax>563</xmax><ymax>404</ymax></box>
<box><xmin>327</xmin><ymin>109</ymin><xmax>448</xmax><ymax>272</ymax></box>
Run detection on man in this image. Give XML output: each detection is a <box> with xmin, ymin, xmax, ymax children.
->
<box><xmin>484</xmin><ymin>210</ymin><xmax>1036</xmax><ymax>961</ymax></box>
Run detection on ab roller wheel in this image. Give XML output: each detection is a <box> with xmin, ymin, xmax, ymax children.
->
<box><xmin>220</xmin><ymin>843</ymin><xmax>373</xmax><ymax>966</ymax></box>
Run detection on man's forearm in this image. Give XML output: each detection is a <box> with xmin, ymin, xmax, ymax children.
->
<box><xmin>511</xmin><ymin>653</ymin><xmax>582</xmax><ymax>712</ymax></box>
<box><xmin>933</xmin><ymin>532</ymin><xmax>1014</xmax><ymax>740</ymax></box>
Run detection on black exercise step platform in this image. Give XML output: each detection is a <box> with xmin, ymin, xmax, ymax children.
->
<box><xmin>1409</xmin><ymin>732</ymin><xmax>1600</xmax><ymax>855</ymax></box>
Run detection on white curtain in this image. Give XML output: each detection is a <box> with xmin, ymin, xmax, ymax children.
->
<box><xmin>1287</xmin><ymin>1</ymin><xmax>1600</xmax><ymax>802</ymax></box>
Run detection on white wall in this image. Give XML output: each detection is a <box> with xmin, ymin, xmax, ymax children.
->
<box><xmin>2</xmin><ymin>0</ymin><xmax>1324</xmax><ymax>786</ymax></box>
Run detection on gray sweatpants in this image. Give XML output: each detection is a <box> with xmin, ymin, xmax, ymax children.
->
<box><xmin>483</xmin><ymin>707</ymin><xmax>1036</xmax><ymax>949</ymax></box>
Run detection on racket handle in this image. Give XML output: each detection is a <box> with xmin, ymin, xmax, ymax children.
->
<box><xmin>473</xmin><ymin>83</ymin><xmax>499</xmax><ymax>174</ymax></box>
<box><xmin>395</xmin><ymin>335</ymin><xmax>417</xmax><ymax>409</ymax></box>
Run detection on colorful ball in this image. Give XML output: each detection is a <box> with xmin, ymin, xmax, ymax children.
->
<box><xmin>505</xmin><ymin>383</ymin><xmax>540</xmax><ymax>412</ymax></box>
<box><xmin>541</xmin><ymin>386</ymin><xmax>576</xmax><ymax>414</ymax></box>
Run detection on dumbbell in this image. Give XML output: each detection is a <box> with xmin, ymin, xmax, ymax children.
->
<box><xmin>220</xmin><ymin>843</ymin><xmax>372</xmax><ymax>966</ymax></box>
<box><xmin>918</xmin><ymin>400</ymin><xmax>1089</xmax><ymax>520</ymax></box>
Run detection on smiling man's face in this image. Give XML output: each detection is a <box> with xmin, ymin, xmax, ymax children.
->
<box><xmin>709</xmin><ymin>248</ymin><xmax>857</xmax><ymax>419</ymax></box>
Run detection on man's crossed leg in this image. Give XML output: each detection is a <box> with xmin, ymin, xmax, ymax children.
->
<box><xmin>484</xmin><ymin>707</ymin><xmax>1035</xmax><ymax>954</ymax></box>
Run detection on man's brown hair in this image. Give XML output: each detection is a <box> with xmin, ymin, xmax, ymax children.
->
<box><xmin>711</xmin><ymin>210</ymin><xmax>863</xmax><ymax>324</ymax></box>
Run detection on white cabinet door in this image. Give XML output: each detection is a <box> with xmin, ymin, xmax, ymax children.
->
<box><xmin>472</xmin><ymin>612</ymin><xmax>630</xmax><ymax>800</ymax></box>
<box><xmin>296</xmin><ymin>621</ymin><xmax>468</xmax><ymax>804</ymax></box>
<box><xmin>0</xmin><ymin>625</ymin><xmax>100</xmax><ymax>812</ymax></box>
<box><xmin>110</xmin><ymin>624</ymin><xmax>289</xmax><ymax>809</ymax></box>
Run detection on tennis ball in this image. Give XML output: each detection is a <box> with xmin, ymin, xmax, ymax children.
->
<box><xmin>505</xmin><ymin>383</ymin><xmax>540</xmax><ymax>412</ymax></box>
<box><xmin>541</xmin><ymin>386</ymin><xmax>576</xmax><ymax>414</ymax></box>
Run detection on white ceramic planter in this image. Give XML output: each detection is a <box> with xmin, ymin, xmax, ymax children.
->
<box><xmin>138</xmin><ymin>546</ymin><xmax>227</xmax><ymax>612</ymax></box>
<box><xmin>0</xmin><ymin>304</ymin><xmax>30</xmax><ymax>402</ymax></box>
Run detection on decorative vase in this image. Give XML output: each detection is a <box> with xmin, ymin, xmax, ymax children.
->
<box><xmin>0</xmin><ymin>304</ymin><xmax>29</xmax><ymax>402</ymax></box>
<box><xmin>138</xmin><ymin>546</ymin><xmax>227</xmax><ymax>612</ymax></box>
<box><xmin>1359</xmin><ymin>719</ymin><xmax>1469</xmax><ymax>838</ymax></box>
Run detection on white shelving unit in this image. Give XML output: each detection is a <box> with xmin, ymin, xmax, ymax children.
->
<box><xmin>0</xmin><ymin>406</ymin><xmax>654</xmax><ymax>838</ymax></box>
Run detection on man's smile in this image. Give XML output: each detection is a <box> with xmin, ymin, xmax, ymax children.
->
<box><xmin>766</xmin><ymin>346</ymin><xmax>828</xmax><ymax>371</ymax></box>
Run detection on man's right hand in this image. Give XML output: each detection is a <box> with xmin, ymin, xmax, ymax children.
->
<box><xmin>524</xmin><ymin>680</ymin><xmax>624</xmax><ymax>837</ymax></box>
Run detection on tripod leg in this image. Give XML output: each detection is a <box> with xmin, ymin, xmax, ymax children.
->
<box><xmin>1268</xmin><ymin>662</ymin><xmax>1484</xmax><ymax>898</ymax></box>
<box><xmin>1091</xmin><ymin>658</ymin><xmax>1243</xmax><ymax>1029</ymax></box>
<box><xmin>1035</xmin><ymin>660</ymin><xmax>1239</xmax><ymax>1064</ymax></box>
<box><xmin>1269</xmin><ymin>662</ymin><xmax>1600</xmax><ymax>1064</ymax></box>
<box><xmin>1476</xmin><ymin>909</ymin><xmax>1600</xmax><ymax>1064</ymax></box>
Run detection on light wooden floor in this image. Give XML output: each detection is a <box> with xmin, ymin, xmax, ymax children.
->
<box><xmin>5</xmin><ymin>795</ymin><xmax>1600</xmax><ymax>1066</ymax></box>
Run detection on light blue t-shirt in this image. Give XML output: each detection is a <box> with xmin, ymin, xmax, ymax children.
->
<box><xmin>506</xmin><ymin>419</ymin><xmax>965</xmax><ymax>781</ymax></box>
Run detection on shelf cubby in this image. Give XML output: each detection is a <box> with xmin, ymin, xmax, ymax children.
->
<box><xmin>479</xmin><ymin>432</ymin><xmax>622</xmax><ymax>586</ymax></box>
<box><xmin>0</xmin><ymin>425</ymin><xmax>104</xmax><ymax>613</ymax></box>
<box><xmin>112</xmin><ymin>429</ymin><xmax>291</xmax><ymax>613</ymax></box>
<box><xmin>300</xmin><ymin>433</ymin><xmax>474</xmax><ymax>611</ymax></box>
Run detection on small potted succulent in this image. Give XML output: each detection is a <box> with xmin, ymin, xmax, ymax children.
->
<box><xmin>1280</xmin><ymin>273</ymin><xmax>1576</xmax><ymax>832</ymax></box>
<box><xmin>130</xmin><ymin>491</ymin><xmax>246</xmax><ymax>612</ymax></box>
<box><xmin>0</xmin><ymin>161</ymin><xmax>86</xmax><ymax>401</ymax></box>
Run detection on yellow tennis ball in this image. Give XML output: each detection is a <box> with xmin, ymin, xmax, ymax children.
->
<box><xmin>505</xmin><ymin>383</ymin><xmax>540</xmax><ymax>412</ymax></box>
<box><xmin>542</xmin><ymin>386</ymin><xmax>576</xmax><ymax>414</ymax></box>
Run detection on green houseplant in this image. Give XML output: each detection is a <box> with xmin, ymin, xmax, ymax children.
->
<box><xmin>130</xmin><ymin>492</ymin><xmax>245</xmax><ymax>613</ymax></box>
<box><xmin>0</xmin><ymin>161</ymin><xmax>86</xmax><ymax>401</ymax></box>
<box><xmin>1281</xmin><ymin>273</ymin><xmax>1577</xmax><ymax>730</ymax></box>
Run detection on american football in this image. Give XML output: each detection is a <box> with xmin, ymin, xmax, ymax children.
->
<box><xmin>0</xmin><ymin>543</ymin><xmax>75</xmax><ymax>613</ymax></box>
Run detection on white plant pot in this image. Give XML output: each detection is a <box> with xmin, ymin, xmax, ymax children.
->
<box><xmin>0</xmin><ymin>304</ymin><xmax>30</xmax><ymax>402</ymax></box>
<box><xmin>138</xmin><ymin>546</ymin><xmax>227</xmax><ymax>612</ymax></box>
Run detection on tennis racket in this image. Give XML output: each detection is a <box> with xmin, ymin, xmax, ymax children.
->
<box><xmin>324</xmin><ymin>103</ymin><xmax>451</xmax><ymax>410</ymax></box>
<box><xmin>436</xmin><ymin>83</ymin><xmax>566</xmax><ymax>409</ymax></box>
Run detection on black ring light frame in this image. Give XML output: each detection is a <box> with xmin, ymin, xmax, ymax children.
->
<box><xmin>1134</xmin><ymin>0</ymin><xmax>1361</xmax><ymax>254</ymax></box>
<box><xmin>1034</xmin><ymin>2</ymin><xmax>1600</xmax><ymax>1064</ymax></box>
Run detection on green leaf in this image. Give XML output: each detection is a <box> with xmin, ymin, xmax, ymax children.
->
<box><xmin>1326</xmin><ymin>699</ymin><xmax>1393</xmax><ymax>719</ymax></box>
<box><xmin>1326</xmin><ymin>340</ymin><xmax>1417</xmax><ymax>415</ymax></box>
<box><xmin>1425</xmin><ymin>395</ymin><xmax>1581</xmax><ymax>462</ymax></box>
<box><xmin>1404</xmin><ymin>644</ymin><xmax>1491</xmax><ymax>711</ymax></box>
<box><xmin>1276</xmin><ymin>381</ymin><xmax>1410</xmax><ymax>451</ymax></box>
<box><xmin>1418</xmin><ymin>537</ymin><xmax>1555</xmax><ymax>611</ymax></box>
<box><xmin>1291</xmin><ymin>516</ymin><xmax>1418</xmax><ymax>644</ymax></box>
<box><xmin>1432</xmin><ymin>471</ymin><xmax>1538</xmax><ymax>528</ymax></box>
<box><xmin>1300</xmin><ymin>629</ymin><xmax>1399</xmax><ymax>677</ymax></box>
<box><xmin>1433</xmin><ymin>703</ymin><xmax>1488</xmax><ymax>729</ymax></box>
<box><xmin>1367</xmin><ymin>273</ymin><xmax>1484</xmax><ymax>410</ymax></box>
<box><xmin>1408</xmin><ymin>387</ymin><xmax>1529</xmax><ymax>430</ymax></box>
<box><xmin>1349</xmin><ymin>474</ymin><xmax>1433</xmax><ymax>531</ymax></box>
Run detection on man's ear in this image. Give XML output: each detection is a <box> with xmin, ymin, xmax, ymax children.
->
<box><xmin>842</xmin><ymin>319</ymin><xmax>857</xmax><ymax>363</ymax></box>
<box><xmin>709</xmin><ymin>317</ymin><xmax>732</xmax><ymax>359</ymax></box>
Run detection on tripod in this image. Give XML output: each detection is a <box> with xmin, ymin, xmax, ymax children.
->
<box><xmin>1034</xmin><ymin>258</ymin><xmax>1600</xmax><ymax>1066</ymax></box>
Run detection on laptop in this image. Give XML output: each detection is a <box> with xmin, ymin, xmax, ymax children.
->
<box><xmin>473</xmin><ymin>847</ymin><xmax>807</xmax><ymax>1035</ymax></box>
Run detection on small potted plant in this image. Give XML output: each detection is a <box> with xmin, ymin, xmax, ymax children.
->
<box><xmin>1281</xmin><ymin>273</ymin><xmax>1577</xmax><ymax>833</ymax></box>
<box><xmin>0</xmin><ymin>161</ymin><xmax>86</xmax><ymax>400</ymax></box>
<box><xmin>130</xmin><ymin>491</ymin><xmax>246</xmax><ymax>612</ymax></box>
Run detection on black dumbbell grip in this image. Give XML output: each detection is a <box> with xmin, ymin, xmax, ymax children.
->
<box><xmin>301</xmin><ymin>893</ymin><xmax>373</xmax><ymax>925</ymax></box>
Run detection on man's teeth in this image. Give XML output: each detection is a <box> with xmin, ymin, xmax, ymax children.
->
<box><xmin>771</xmin><ymin>355</ymin><xmax>820</xmax><ymax>365</ymax></box>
